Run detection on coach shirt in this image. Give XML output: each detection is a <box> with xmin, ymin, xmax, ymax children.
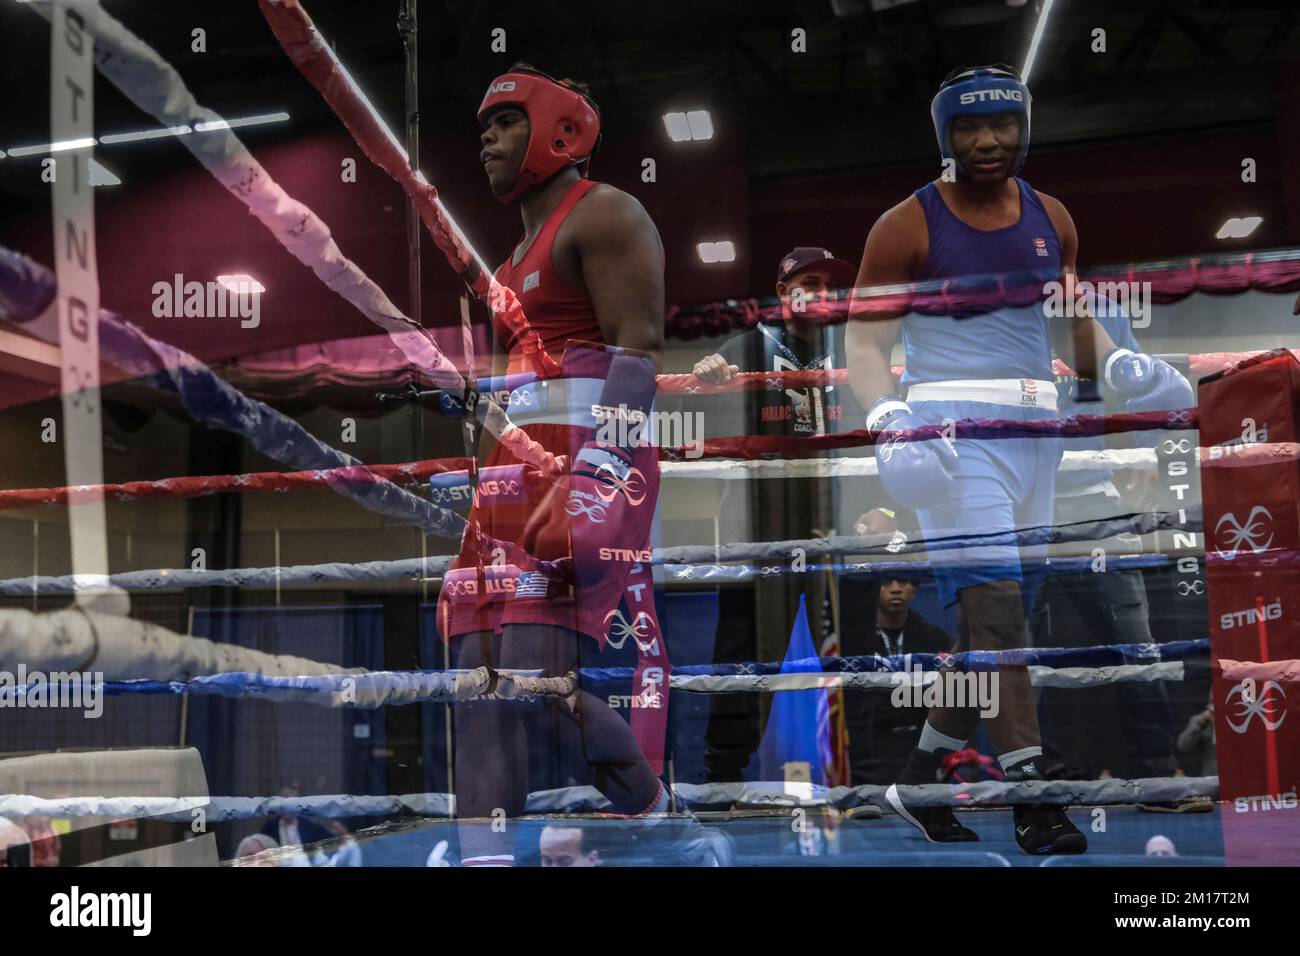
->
<box><xmin>714</xmin><ymin>322</ymin><xmax>860</xmax><ymax>438</ymax></box>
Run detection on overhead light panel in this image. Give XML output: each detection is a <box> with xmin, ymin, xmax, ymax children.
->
<box><xmin>216</xmin><ymin>274</ymin><xmax>266</xmax><ymax>294</ymax></box>
<box><xmin>697</xmin><ymin>241</ymin><xmax>736</xmax><ymax>264</ymax></box>
<box><xmin>685</xmin><ymin>111</ymin><xmax>714</xmax><ymax>140</ymax></box>
<box><xmin>1215</xmin><ymin>216</ymin><xmax>1262</xmax><ymax>240</ymax></box>
<box><xmin>664</xmin><ymin>110</ymin><xmax>714</xmax><ymax>142</ymax></box>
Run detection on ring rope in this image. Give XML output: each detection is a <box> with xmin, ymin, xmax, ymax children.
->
<box><xmin>0</xmin><ymin>445</ymin><xmax>1161</xmax><ymax>513</ymax></box>
<box><xmin>0</xmin><ymin>774</ymin><xmax>1220</xmax><ymax>821</ymax></box>
<box><xmin>9</xmin><ymin>641</ymin><xmax>1220</xmax><ymax>710</ymax></box>
<box><xmin>0</xmin><ymin>537</ymin><xmax>1181</xmax><ymax>597</ymax></box>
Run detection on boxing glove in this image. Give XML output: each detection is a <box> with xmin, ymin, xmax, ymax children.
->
<box><xmin>565</xmin><ymin>443</ymin><xmax>653</xmax><ymax>589</ymax></box>
<box><xmin>1103</xmin><ymin>349</ymin><xmax>1194</xmax><ymax>414</ymax></box>
<box><xmin>868</xmin><ymin>398</ymin><xmax>958</xmax><ymax>510</ymax></box>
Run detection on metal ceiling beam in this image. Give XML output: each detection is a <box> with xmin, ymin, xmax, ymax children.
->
<box><xmin>1171</xmin><ymin>13</ymin><xmax>1236</xmax><ymax>65</ymax></box>
<box><xmin>1257</xmin><ymin>5</ymin><xmax>1298</xmax><ymax>60</ymax></box>
<box><xmin>728</xmin><ymin>33</ymin><xmax>789</xmax><ymax>94</ymax></box>
<box><xmin>1111</xmin><ymin>13</ymin><xmax>1167</xmax><ymax>73</ymax></box>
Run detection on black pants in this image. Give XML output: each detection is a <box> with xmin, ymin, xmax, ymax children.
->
<box><xmin>701</xmin><ymin>587</ymin><xmax>763</xmax><ymax>782</ymax></box>
<box><xmin>1030</xmin><ymin>568</ymin><xmax>1177</xmax><ymax>776</ymax></box>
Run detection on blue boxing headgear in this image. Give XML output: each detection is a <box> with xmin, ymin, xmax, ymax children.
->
<box><xmin>930</xmin><ymin>64</ymin><xmax>1031</xmax><ymax>176</ymax></box>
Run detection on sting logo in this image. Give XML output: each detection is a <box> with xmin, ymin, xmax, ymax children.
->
<box><xmin>1225</xmin><ymin>679</ymin><xmax>1287</xmax><ymax>734</ymax></box>
<box><xmin>604</xmin><ymin>609</ymin><xmax>659</xmax><ymax>655</ymax></box>
<box><xmin>594</xmin><ymin>466</ymin><xmax>647</xmax><ymax>506</ymax></box>
<box><xmin>565</xmin><ymin>494</ymin><xmax>608</xmax><ymax>522</ymax></box>
<box><xmin>1214</xmin><ymin>506</ymin><xmax>1275</xmax><ymax>560</ymax></box>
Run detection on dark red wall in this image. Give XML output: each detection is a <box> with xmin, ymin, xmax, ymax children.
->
<box><xmin>7</xmin><ymin>97</ymin><xmax>1296</xmax><ymax>377</ymax></box>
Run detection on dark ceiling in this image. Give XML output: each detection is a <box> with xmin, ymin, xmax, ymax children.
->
<box><xmin>3</xmin><ymin>0</ymin><xmax>1298</xmax><ymax>196</ymax></box>
<box><xmin>1</xmin><ymin>0</ymin><xmax>1297</xmax><ymax>376</ymax></box>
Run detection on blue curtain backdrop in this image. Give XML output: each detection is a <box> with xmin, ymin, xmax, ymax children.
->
<box><xmin>188</xmin><ymin>605</ymin><xmax>387</xmax><ymax>801</ymax></box>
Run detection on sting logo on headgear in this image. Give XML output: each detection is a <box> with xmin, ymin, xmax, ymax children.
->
<box><xmin>478</xmin><ymin>68</ymin><xmax>601</xmax><ymax>203</ymax></box>
<box><xmin>930</xmin><ymin>64</ymin><xmax>1031</xmax><ymax>177</ymax></box>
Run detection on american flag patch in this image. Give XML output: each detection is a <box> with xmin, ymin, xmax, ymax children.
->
<box><xmin>522</xmin><ymin>270</ymin><xmax>541</xmax><ymax>293</ymax></box>
<box><xmin>515</xmin><ymin>572</ymin><xmax>548</xmax><ymax>598</ymax></box>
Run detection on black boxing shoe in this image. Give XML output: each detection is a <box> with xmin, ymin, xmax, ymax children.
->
<box><xmin>1005</xmin><ymin>763</ymin><xmax>1087</xmax><ymax>855</ymax></box>
<box><xmin>885</xmin><ymin>784</ymin><xmax>980</xmax><ymax>843</ymax></box>
<box><xmin>1012</xmin><ymin>803</ymin><xmax>1088</xmax><ymax>855</ymax></box>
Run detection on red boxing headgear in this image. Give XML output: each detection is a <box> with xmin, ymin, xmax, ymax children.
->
<box><xmin>478</xmin><ymin>69</ymin><xmax>601</xmax><ymax>203</ymax></box>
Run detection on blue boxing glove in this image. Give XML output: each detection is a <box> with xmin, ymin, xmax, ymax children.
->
<box><xmin>867</xmin><ymin>398</ymin><xmax>958</xmax><ymax>510</ymax></box>
<box><xmin>1103</xmin><ymin>349</ymin><xmax>1194</xmax><ymax>413</ymax></box>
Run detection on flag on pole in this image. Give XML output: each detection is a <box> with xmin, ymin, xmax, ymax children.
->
<box><xmin>747</xmin><ymin>595</ymin><xmax>833</xmax><ymax>786</ymax></box>
<box><xmin>820</xmin><ymin>585</ymin><xmax>851</xmax><ymax>787</ymax></box>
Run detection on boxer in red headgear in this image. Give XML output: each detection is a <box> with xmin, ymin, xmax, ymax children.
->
<box><xmin>440</xmin><ymin>66</ymin><xmax>726</xmax><ymax>867</ymax></box>
<box><xmin>477</xmin><ymin>67</ymin><xmax>602</xmax><ymax>205</ymax></box>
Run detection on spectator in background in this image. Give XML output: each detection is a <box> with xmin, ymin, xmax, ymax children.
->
<box><xmin>539</xmin><ymin>824</ymin><xmax>602</xmax><ymax>867</ymax></box>
<box><xmin>839</xmin><ymin>573</ymin><xmax>953</xmax><ymax>784</ymax></box>
<box><xmin>852</xmin><ymin>506</ymin><xmax>910</xmax><ymax>553</ymax></box>
<box><xmin>324</xmin><ymin>819</ymin><xmax>363</xmax><ymax>867</ymax></box>
<box><xmin>18</xmin><ymin>815</ymin><xmax>61</xmax><ymax>866</ymax></box>
<box><xmin>0</xmin><ymin>815</ymin><xmax>30</xmax><ymax>868</ymax></box>
<box><xmin>259</xmin><ymin>782</ymin><xmax>330</xmax><ymax>858</ymax></box>
<box><xmin>695</xmin><ymin>247</ymin><xmax>867</xmax><ymax>784</ymax></box>
<box><xmin>235</xmin><ymin>833</ymin><xmax>280</xmax><ymax>866</ymax></box>
<box><xmin>235</xmin><ymin>832</ymin><xmax>315</xmax><ymax>867</ymax></box>
<box><xmin>1145</xmin><ymin>835</ymin><xmax>1178</xmax><ymax>857</ymax></box>
<box><xmin>1178</xmin><ymin>700</ymin><xmax>1216</xmax><ymax>777</ymax></box>
<box><xmin>1031</xmin><ymin>301</ymin><xmax>1191</xmax><ymax>812</ymax></box>
<box><xmin>692</xmin><ymin>246</ymin><xmax>859</xmax><ymax>434</ymax></box>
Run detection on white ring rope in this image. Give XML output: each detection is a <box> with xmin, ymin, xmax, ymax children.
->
<box><xmin>0</xmin><ymin>774</ymin><xmax>1219</xmax><ymax>820</ymax></box>
<box><xmin>660</xmin><ymin>447</ymin><xmax>1158</xmax><ymax>480</ymax></box>
<box><xmin>0</xmin><ymin>607</ymin><xmax>359</xmax><ymax>682</ymax></box>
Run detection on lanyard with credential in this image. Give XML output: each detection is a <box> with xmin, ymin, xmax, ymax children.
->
<box><xmin>759</xmin><ymin>324</ymin><xmax>834</xmax><ymax>434</ymax></box>
<box><xmin>757</xmin><ymin>322</ymin><xmax>836</xmax><ymax>372</ymax></box>
<box><xmin>877</xmin><ymin>626</ymin><xmax>905</xmax><ymax>659</ymax></box>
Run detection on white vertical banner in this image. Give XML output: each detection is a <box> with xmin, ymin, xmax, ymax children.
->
<box><xmin>51</xmin><ymin>1</ymin><xmax>116</xmax><ymax>610</ymax></box>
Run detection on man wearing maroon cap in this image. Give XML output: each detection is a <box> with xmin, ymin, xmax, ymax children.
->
<box><xmin>693</xmin><ymin>247</ymin><xmax>857</xmax><ymax>438</ymax></box>
<box><xmin>693</xmin><ymin>248</ymin><xmax>900</xmax><ymax>785</ymax></box>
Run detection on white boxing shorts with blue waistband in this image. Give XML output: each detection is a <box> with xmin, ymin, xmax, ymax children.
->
<box><xmin>904</xmin><ymin>378</ymin><xmax>1063</xmax><ymax>612</ymax></box>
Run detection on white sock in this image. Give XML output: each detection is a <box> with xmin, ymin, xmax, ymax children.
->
<box><xmin>918</xmin><ymin>721</ymin><xmax>966</xmax><ymax>754</ymax></box>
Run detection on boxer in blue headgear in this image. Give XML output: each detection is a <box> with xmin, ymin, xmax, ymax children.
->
<box><xmin>930</xmin><ymin>64</ymin><xmax>1031</xmax><ymax>178</ymax></box>
<box><xmin>842</xmin><ymin>62</ymin><xmax>1191</xmax><ymax>855</ymax></box>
